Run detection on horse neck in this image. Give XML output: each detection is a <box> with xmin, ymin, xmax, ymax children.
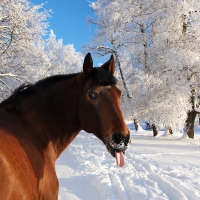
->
<box><xmin>18</xmin><ymin>74</ymin><xmax>83</xmax><ymax>161</ymax></box>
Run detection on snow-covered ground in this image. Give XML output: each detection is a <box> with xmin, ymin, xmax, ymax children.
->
<box><xmin>56</xmin><ymin>122</ymin><xmax>200</xmax><ymax>200</ymax></box>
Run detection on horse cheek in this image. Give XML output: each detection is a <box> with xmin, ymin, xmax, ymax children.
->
<box><xmin>78</xmin><ymin>101</ymin><xmax>97</xmax><ymax>133</ymax></box>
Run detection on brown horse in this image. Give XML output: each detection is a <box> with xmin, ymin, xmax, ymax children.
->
<box><xmin>0</xmin><ymin>53</ymin><xmax>130</xmax><ymax>200</ymax></box>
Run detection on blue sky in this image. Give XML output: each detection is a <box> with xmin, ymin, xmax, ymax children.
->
<box><xmin>30</xmin><ymin>0</ymin><xmax>103</xmax><ymax>65</ymax></box>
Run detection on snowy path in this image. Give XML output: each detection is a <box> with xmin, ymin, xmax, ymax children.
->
<box><xmin>56</xmin><ymin>123</ymin><xmax>200</xmax><ymax>200</ymax></box>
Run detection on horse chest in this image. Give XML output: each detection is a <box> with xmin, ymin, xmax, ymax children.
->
<box><xmin>38</xmin><ymin>160</ymin><xmax>59</xmax><ymax>200</ymax></box>
<box><xmin>0</xmin><ymin>131</ymin><xmax>58</xmax><ymax>200</ymax></box>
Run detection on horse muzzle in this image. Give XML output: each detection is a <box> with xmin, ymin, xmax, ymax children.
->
<box><xmin>105</xmin><ymin>132</ymin><xmax>131</xmax><ymax>167</ymax></box>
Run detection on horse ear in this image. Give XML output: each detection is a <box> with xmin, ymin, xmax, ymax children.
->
<box><xmin>101</xmin><ymin>55</ymin><xmax>115</xmax><ymax>75</ymax></box>
<box><xmin>83</xmin><ymin>53</ymin><xmax>93</xmax><ymax>77</ymax></box>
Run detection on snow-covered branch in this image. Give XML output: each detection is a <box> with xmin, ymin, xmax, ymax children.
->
<box><xmin>0</xmin><ymin>73</ymin><xmax>16</xmax><ymax>77</ymax></box>
<box><xmin>97</xmin><ymin>46</ymin><xmax>115</xmax><ymax>54</ymax></box>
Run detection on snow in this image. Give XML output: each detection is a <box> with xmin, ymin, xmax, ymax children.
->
<box><xmin>56</xmin><ymin>122</ymin><xmax>200</xmax><ymax>200</ymax></box>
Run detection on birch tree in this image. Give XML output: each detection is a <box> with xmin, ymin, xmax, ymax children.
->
<box><xmin>149</xmin><ymin>0</ymin><xmax>200</xmax><ymax>137</ymax></box>
<box><xmin>86</xmin><ymin>0</ymin><xmax>133</xmax><ymax>98</ymax></box>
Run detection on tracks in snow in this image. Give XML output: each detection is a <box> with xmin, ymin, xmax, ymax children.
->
<box><xmin>56</xmin><ymin>131</ymin><xmax>200</xmax><ymax>200</ymax></box>
<box><xmin>124</xmin><ymin>134</ymin><xmax>200</xmax><ymax>200</ymax></box>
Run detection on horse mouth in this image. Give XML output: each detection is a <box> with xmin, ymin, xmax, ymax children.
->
<box><xmin>105</xmin><ymin>135</ymin><xmax>130</xmax><ymax>167</ymax></box>
<box><xmin>106</xmin><ymin>142</ymin><xmax>127</xmax><ymax>157</ymax></box>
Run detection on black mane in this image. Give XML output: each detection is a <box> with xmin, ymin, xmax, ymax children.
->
<box><xmin>0</xmin><ymin>67</ymin><xmax>117</xmax><ymax>108</ymax></box>
<box><xmin>0</xmin><ymin>73</ymin><xmax>79</xmax><ymax>107</ymax></box>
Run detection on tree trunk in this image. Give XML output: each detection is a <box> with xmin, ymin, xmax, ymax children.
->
<box><xmin>134</xmin><ymin>118</ymin><xmax>139</xmax><ymax>131</ymax></box>
<box><xmin>185</xmin><ymin>110</ymin><xmax>197</xmax><ymax>139</ymax></box>
<box><xmin>114</xmin><ymin>53</ymin><xmax>132</xmax><ymax>99</ymax></box>
<box><xmin>140</xmin><ymin>23</ymin><xmax>149</xmax><ymax>72</ymax></box>
<box><xmin>185</xmin><ymin>89</ymin><xmax>197</xmax><ymax>139</ymax></box>
<box><xmin>152</xmin><ymin>124</ymin><xmax>158</xmax><ymax>136</ymax></box>
<box><xmin>169</xmin><ymin>127</ymin><xmax>173</xmax><ymax>135</ymax></box>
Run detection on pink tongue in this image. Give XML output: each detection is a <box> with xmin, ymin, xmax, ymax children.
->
<box><xmin>115</xmin><ymin>151</ymin><xmax>124</xmax><ymax>167</ymax></box>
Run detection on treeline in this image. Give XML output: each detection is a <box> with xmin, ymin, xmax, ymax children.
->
<box><xmin>85</xmin><ymin>0</ymin><xmax>200</xmax><ymax>138</ymax></box>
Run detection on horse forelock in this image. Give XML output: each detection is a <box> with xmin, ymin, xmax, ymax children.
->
<box><xmin>90</xmin><ymin>67</ymin><xmax>117</xmax><ymax>86</ymax></box>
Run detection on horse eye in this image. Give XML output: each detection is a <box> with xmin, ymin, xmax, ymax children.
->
<box><xmin>88</xmin><ymin>91</ymin><xmax>97</xmax><ymax>100</ymax></box>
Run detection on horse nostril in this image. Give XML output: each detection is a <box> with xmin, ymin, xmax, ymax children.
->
<box><xmin>124</xmin><ymin>133</ymin><xmax>130</xmax><ymax>146</ymax></box>
<box><xmin>112</xmin><ymin>132</ymin><xmax>123</xmax><ymax>144</ymax></box>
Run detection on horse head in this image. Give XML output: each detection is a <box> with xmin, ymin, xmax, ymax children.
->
<box><xmin>78</xmin><ymin>53</ymin><xmax>131</xmax><ymax>167</ymax></box>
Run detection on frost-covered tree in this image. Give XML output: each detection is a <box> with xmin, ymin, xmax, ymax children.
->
<box><xmin>0</xmin><ymin>0</ymin><xmax>50</xmax><ymax>99</ymax></box>
<box><xmin>0</xmin><ymin>0</ymin><xmax>83</xmax><ymax>103</ymax></box>
<box><xmin>148</xmin><ymin>0</ymin><xmax>200</xmax><ymax>138</ymax></box>
<box><xmin>45</xmin><ymin>30</ymin><xmax>83</xmax><ymax>75</ymax></box>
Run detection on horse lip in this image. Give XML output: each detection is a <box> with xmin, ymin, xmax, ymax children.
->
<box><xmin>106</xmin><ymin>140</ymin><xmax>128</xmax><ymax>158</ymax></box>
